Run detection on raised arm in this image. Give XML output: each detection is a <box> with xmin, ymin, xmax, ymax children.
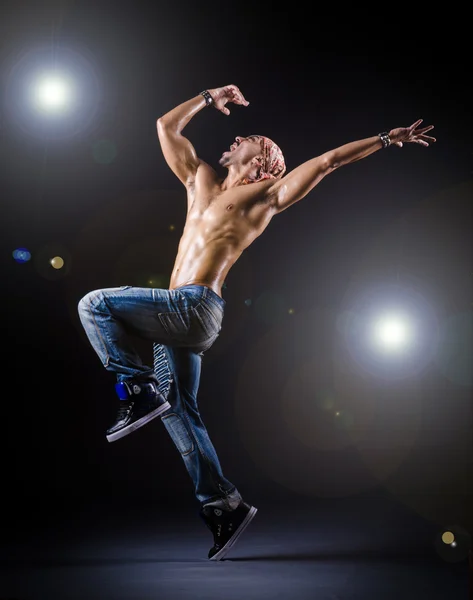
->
<box><xmin>268</xmin><ymin>120</ymin><xmax>436</xmax><ymax>214</ymax></box>
<box><xmin>156</xmin><ymin>85</ymin><xmax>249</xmax><ymax>188</ymax></box>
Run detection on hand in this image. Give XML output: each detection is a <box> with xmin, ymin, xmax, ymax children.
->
<box><xmin>389</xmin><ymin>119</ymin><xmax>436</xmax><ymax>148</ymax></box>
<box><xmin>208</xmin><ymin>84</ymin><xmax>249</xmax><ymax>116</ymax></box>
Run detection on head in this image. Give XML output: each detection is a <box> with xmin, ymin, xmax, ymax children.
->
<box><xmin>219</xmin><ymin>134</ymin><xmax>286</xmax><ymax>184</ymax></box>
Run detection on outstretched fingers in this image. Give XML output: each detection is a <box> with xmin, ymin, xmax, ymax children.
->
<box><xmin>408</xmin><ymin>120</ymin><xmax>436</xmax><ymax>145</ymax></box>
<box><xmin>418</xmin><ymin>133</ymin><xmax>437</xmax><ymax>145</ymax></box>
<box><xmin>414</xmin><ymin>133</ymin><xmax>436</xmax><ymax>146</ymax></box>
<box><xmin>410</xmin><ymin>118</ymin><xmax>424</xmax><ymax>129</ymax></box>
<box><xmin>416</xmin><ymin>124</ymin><xmax>435</xmax><ymax>135</ymax></box>
<box><xmin>421</xmin><ymin>133</ymin><xmax>436</xmax><ymax>141</ymax></box>
<box><xmin>414</xmin><ymin>124</ymin><xmax>436</xmax><ymax>145</ymax></box>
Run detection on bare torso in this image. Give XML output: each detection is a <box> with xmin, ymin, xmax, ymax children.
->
<box><xmin>168</xmin><ymin>161</ymin><xmax>275</xmax><ymax>297</ymax></box>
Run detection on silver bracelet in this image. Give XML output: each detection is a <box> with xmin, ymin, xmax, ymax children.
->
<box><xmin>200</xmin><ymin>90</ymin><xmax>214</xmax><ymax>106</ymax></box>
<box><xmin>378</xmin><ymin>132</ymin><xmax>391</xmax><ymax>148</ymax></box>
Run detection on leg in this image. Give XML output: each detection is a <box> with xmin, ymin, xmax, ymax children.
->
<box><xmin>77</xmin><ymin>284</ymin><xmax>216</xmax><ymax>441</ymax></box>
<box><xmin>154</xmin><ymin>343</ymin><xmax>257</xmax><ymax>561</ymax></box>
<box><xmin>78</xmin><ymin>285</ymin><xmax>183</xmax><ymax>382</ymax></box>
<box><xmin>154</xmin><ymin>342</ymin><xmax>241</xmax><ymax>508</ymax></box>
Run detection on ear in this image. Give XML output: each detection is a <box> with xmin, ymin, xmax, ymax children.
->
<box><xmin>251</xmin><ymin>156</ymin><xmax>263</xmax><ymax>167</ymax></box>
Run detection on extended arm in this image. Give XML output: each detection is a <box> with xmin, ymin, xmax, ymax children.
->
<box><xmin>269</xmin><ymin>120</ymin><xmax>435</xmax><ymax>214</ymax></box>
<box><xmin>156</xmin><ymin>85</ymin><xmax>249</xmax><ymax>188</ymax></box>
<box><xmin>156</xmin><ymin>94</ymin><xmax>208</xmax><ymax>187</ymax></box>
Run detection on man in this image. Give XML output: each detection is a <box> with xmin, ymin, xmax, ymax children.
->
<box><xmin>77</xmin><ymin>84</ymin><xmax>435</xmax><ymax>561</ymax></box>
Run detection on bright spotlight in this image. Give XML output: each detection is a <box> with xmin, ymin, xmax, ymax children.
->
<box><xmin>371</xmin><ymin>314</ymin><xmax>411</xmax><ymax>352</ymax></box>
<box><xmin>337</xmin><ymin>283</ymin><xmax>439</xmax><ymax>380</ymax></box>
<box><xmin>4</xmin><ymin>45</ymin><xmax>101</xmax><ymax>139</ymax></box>
<box><xmin>33</xmin><ymin>74</ymin><xmax>73</xmax><ymax>112</ymax></box>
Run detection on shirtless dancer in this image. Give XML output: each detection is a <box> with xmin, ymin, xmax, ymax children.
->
<box><xmin>78</xmin><ymin>84</ymin><xmax>435</xmax><ymax>560</ymax></box>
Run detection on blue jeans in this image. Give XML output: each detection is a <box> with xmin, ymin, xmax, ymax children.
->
<box><xmin>77</xmin><ymin>284</ymin><xmax>241</xmax><ymax>509</ymax></box>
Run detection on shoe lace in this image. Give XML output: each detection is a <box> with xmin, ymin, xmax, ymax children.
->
<box><xmin>116</xmin><ymin>401</ymin><xmax>133</xmax><ymax>419</ymax></box>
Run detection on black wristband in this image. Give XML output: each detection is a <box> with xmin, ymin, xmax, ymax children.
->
<box><xmin>200</xmin><ymin>90</ymin><xmax>214</xmax><ymax>106</ymax></box>
<box><xmin>378</xmin><ymin>132</ymin><xmax>391</xmax><ymax>148</ymax></box>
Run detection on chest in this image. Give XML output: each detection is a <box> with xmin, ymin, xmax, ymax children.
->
<box><xmin>189</xmin><ymin>167</ymin><xmax>274</xmax><ymax>230</ymax></box>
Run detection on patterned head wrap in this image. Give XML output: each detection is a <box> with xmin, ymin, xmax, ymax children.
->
<box><xmin>246</xmin><ymin>135</ymin><xmax>286</xmax><ymax>183</ymax></box>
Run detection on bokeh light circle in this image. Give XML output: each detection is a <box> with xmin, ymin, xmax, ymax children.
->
<box><xmin>12</xmin><ymin>247</ymin><xmax>32</xmax><ymax>263</ymax></box>
<box><xmin>50</xmin><ymin>256</ymin><xmax>65</xmax><ymax>270</ymax></box>
<box><xmin>34</xmin><ymin>243</ymin><xmax>71</xmax><ymax>280</ymax></box>
<box><xmin>435</xmin><ymin>525</ymin><xmax>471</xmax><ymax>563</ymax></box>
<box><xmin>442</xmin><ymin>531</ymin><xmax>455</xmax><ymax>545</ymax></box>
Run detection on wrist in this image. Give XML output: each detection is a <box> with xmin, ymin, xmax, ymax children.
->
<box><xmin>378</xmin><ymin>131</ymin><xmax>391</xmax><ymax>148</ymax></box>
<box><xmin>200</xmin><ymin>89</ymin><xmax>214</xmax><ymax>106</ymax></box>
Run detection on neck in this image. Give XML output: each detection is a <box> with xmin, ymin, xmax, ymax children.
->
<box><xmin>221</xmin><ymin>166</ymin><xmax>254</xmax><ymax>190</ymax></box>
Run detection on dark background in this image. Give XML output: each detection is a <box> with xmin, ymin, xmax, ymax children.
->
<box><xmin>2</xmin><ymin>0</ymin><xmax>472</xmax><ymax>544</ymax></box>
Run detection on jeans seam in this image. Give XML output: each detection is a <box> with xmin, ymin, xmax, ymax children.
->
<box><xmin>87</xmin><ymin>294</ymin><xmax>111</xmax><ymax>368</ymax></box>
<box><xmin>192</xmin><ymin>304</ymin><xmax>221</xmax><ymax>340</ymax></box>
<box><xmin>202</xmin><ymin>292</ymin><xmax>225</xmax><ymax>313</ymax></box>
<box><xmin>180</xmin><ymin>402</ymin><xmax>223</xmax><ymax>494</ymax></box>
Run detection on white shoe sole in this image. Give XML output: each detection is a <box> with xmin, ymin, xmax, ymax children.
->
<box><xmin>209</xmin><ymin>505</ymin><xmax>258</xmax><ymax>561</ymax></box>
<box><xmin>106</xmin><ymin>401</ymin><xmax>171</xmax><ymax>442</ymax></box>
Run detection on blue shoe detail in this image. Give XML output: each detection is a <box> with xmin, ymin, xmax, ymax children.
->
<box><xmin>115</xmin><ymin>381</ymin><xmax>130</xmax><ymax>400</ymax></box>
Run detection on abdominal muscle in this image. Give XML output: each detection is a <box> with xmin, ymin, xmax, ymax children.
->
<box><xmin>168</xmin><ymin>224</ymin><xmax>246</xmax><ymax>298</ymax></box>
<box><xmin>168</xmin><ymin>175</ymin><xmax>274</xmax><ymax>297</ymax></box>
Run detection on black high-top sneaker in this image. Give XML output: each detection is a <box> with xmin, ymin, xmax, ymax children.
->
<box><xmin>106</xmin><ymin>379</ymin><xmax>171</xmax><ymax>442</ymax></box>
<box><xmin>199</xmin><ymin>500</ymin><xmax>258</xmax><ymax>561</ymax></box>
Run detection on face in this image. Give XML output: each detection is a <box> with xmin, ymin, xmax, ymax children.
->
<box><xmin>219</xmin><ymin>135</ymin><xmax>264</xmax><ymax>167</ymax></box>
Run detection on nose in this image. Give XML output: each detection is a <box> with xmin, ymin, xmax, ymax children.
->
<box><xmin>235</xmin><ymin>136</ymin><xmax>243</xmax><ymax>143</ymax></box>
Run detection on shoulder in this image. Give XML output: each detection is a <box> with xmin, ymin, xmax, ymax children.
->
<box><xmin>185</xmin><ymin>159</ymin><xmax>219</xmax><ymax>192</ymax></box>
<box><xmin>195</xmin><ymin>159</ymin><xmax>219</xmax><ymax>182</ymax></box>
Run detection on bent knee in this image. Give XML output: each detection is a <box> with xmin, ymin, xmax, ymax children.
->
<box><xmin>77</xmin><ymin>289</ymin><xmax>103</xmax><ymax>316</ymax></box>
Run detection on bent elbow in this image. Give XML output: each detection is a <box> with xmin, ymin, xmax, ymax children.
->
<box><xmin>321</xmin><ymin>154</ymin><xmax>338</xmax><ymax>173</ymax></box>
<box><xmin>156</xmin><ymin>117</ymin><xmax>173</xmax><ymax>142</ymax></box>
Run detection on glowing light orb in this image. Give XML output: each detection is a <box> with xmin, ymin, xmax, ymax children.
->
<box><xmin>33</xmin><ymin>74</ymin><xmax>73</xmax><ymax>112</ymax></box>
<box><xmin>12</xmin><ymin>247</ymin><xmax>31</xmax><ymax>263</ymax></box>
<box><xmin>442</xmin><ymin>531</ymin><xmax>455</xmax><ymax>545</ymax></box>
<box><xmin>5</xmin><ymin>45</ymin><xmax>102</xmax><ymax>139</ymax></box>
<box><xmin>371</xmin><ymin>313</ymin><xmax>411</xmax><ymax>351</ymax></box>
<box><xmin>50</xmin><ymin>256</ymin><xmax>64</xmax><ymax>269</ymax></box>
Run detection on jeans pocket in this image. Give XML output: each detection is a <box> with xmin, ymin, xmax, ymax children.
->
<box><xmin>193</xmin><ymin>302</ymin><xmax>222</xmax><ymax>339</ymax></box>
<box><xmin>158</xmin><ymin>308</ymin><xmax>194</xmax><ymax>341</ymax></box>
<box><xmin>158</xmin><ymin>302</ymin><xmax>222</xmax><ymax>347</ymax></box>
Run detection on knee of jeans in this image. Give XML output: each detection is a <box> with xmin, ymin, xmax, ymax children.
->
<box><xmin>78</xmin><ymin>289</ymin><xmax>102</xmax><ymax>317</ymax></box>
<box><xmin>161</xmin><ymin>413</ymin><xmax>194</xmax><ymax>456</ymax></box>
